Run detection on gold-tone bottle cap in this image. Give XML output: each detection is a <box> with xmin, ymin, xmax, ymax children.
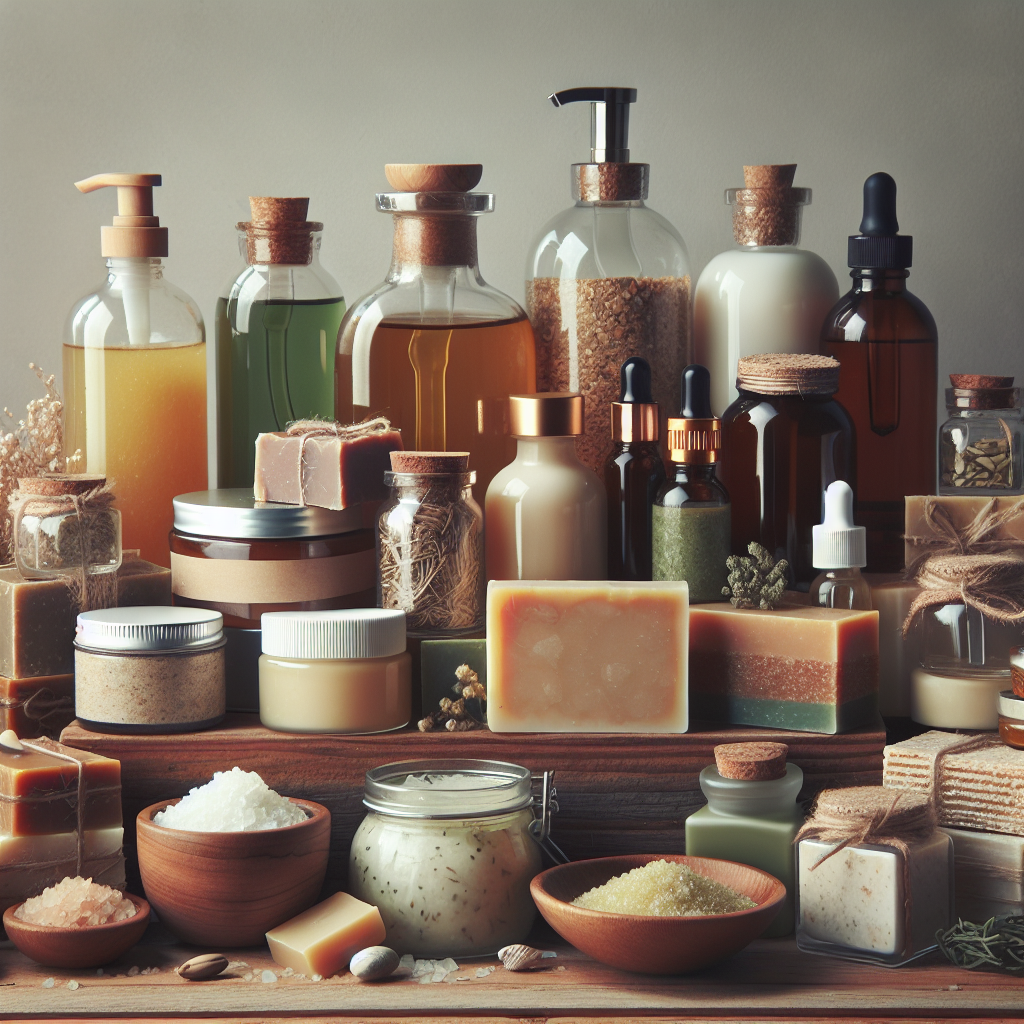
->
<box><xmin>509</xmin><ymin>393</ymin><xmax>584</xmax><ymax>437</ymax></box>
<box><xmin>666</xmin><ymin>417</ymin><xmax>721</xmax><ymax>464</ymax></box>
<box><xmin>611</xmin><ymin>402</ymin><xmax>659</xmax><ymax>442</ymax></box>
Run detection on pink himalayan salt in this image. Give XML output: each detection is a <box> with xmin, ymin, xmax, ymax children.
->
<box><xmin>14</xmin><ymin>876</ymin><xmax>136</xmax><ymax>928</ymax></box>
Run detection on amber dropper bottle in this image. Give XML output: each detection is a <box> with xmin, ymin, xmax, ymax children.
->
<box><xmin>822</xmin><ymin>173</ymin><xmax>937</xmax><ymax>572</ymax></box>
<box><xmin>605</xmin><ymin>357</ymin><xmax>665</xmax><ymax>580</ymax></box>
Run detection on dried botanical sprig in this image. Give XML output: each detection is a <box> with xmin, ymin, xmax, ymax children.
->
<box><xmin>417</xmin><ymin>664</ymin><xmax>486</xmax><ymax>732</ymax></box>
<box><xmin>937</xmin><ymin>915</ymin><xmax>1024</xmax><ymax>973</ymax></box>
<box><xmin>721</xmin><ymin>542</ymin><xmax>789</xmax><ymax>610</ymax></box>
<box><xmin>0</xmin><ymin>365</ymin><xmax>79</xmax><ymax>564</ymax></box>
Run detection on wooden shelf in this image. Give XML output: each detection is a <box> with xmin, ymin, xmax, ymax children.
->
<box><xmin>0</xmin><ymin>931</ymin><xmax>1017</xmax><ymax>1020</ymax></box>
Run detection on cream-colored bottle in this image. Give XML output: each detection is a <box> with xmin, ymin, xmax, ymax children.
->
<box><xmin>485</xmin><ymin>393</ymin><xmax>607</xmax><ymax>581</ymax></box>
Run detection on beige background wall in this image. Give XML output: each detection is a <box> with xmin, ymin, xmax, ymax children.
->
<box><xmin>1</xmin><ymin>0</ymin><xmax>1021</xmax><ymax>480</ymax></box>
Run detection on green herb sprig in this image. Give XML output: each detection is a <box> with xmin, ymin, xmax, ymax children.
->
<box><xmin>721</xmin><ymin>542</ymin><xmax>789</xmax><ymax>610</ymax></box>
<box><xmin>936</xmin><ymin>916</ymin><xmax>1024</xmax><ymax>973</ymax></box>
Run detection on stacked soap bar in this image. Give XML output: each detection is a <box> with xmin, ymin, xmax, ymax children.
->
<box><xmin>940</xmin><ymin>826</ymin><xmax>1024</xmax><ymax>922</ymax></box>
<box><xmin>905</xmin><ymin>494</ymin><xmax>1024</xmax><ymax>568</ymax></box>
<box><xmin>689</xmin><ymin>604</ymin><xmax>879</xmax><ymax>734</ymax></box>
<box><xmin>254</xmin><ymin>424</ymin><xmax>403</xmax><ymax>510</ymax></box>
<box><xmin>0</xmin><ymin>737</ymin><xmax>124</xmax><ymax>912</ymax></box>
<box><xmin>865</xmin><ymin>574</ymin><xmax>923</xmax><ymax>719</ymax></box>
<box><xmin>0</xmin><ymin>673</ymin><xmax>75</xmax><ymax>740</ymax></box>
<box><xmin>487</xmin><ymin>580</ymin><xmax>688</xmax><ymax>733</ymax></box>
<box><xmin>883</xmin><ymin>730</ymin><xmax>1024</xmax><ymax>835</ymax></box>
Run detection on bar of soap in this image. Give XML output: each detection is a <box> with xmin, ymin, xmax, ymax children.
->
<box><xmin>254</xmin><ymin>426</ymin><xmax>403</xmax><ymax>510</ymax></box>
<box><xmin>0</xmin><ymin>673</ymin><xmax>75</xmax><ymax>739</ymax></box>
<box><xmin>420</xmin><ymin>638</ymin><xmax>487</xmax><ymax>721</ymax></box>
<box><xmin>486</xmin><ymin>580</ymin><xmax>688</xmax><ymax>733</ymax></box>
<box><xmin>266</xmin><ymin>891</ymin><xmax>386</xmax><ymax>978</ymax></box>
<box><xmin>940</xmin><ymin>826</ymin><xmax>1024</xmax><ymax>921</ymax></box>
<box><xmin>0</xmin><ymin>555</ymin><xmax>171</xmax><ymax>679</ymax></box>
<box><xmin>689</xmin><ymin>603</ymin><xmax>879</xmax><ymax>734</ymax></box>
<box><xmin>905</xmin><ymin>494</ymin><xmax>1024</xmax><ymax>568</ymax></box>
<box><xmin>864</xmin><ymin>573</ymin><xmax>922</xmax><ymax>718</ymax></box>
<box><xmin>0</xmin><ymin>738</ymin><xmax>122</xmax><ymax>836</ymax></box>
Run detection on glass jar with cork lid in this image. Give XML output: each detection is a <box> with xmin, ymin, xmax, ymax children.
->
<box><xmin>719</xmin><ymin>354</ymin><xmax>855</xmax><ymax>586</ymax></box>
<box><xmin>335</xmin><ymin>165</ymin><xmax>536</xmax><ymax>505</ymax></box>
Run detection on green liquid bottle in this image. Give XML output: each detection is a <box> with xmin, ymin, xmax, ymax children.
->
<box><xmin>216</xmin><ymin>197</ymin><xmax>345</xmax><ymax>487</ymax></box>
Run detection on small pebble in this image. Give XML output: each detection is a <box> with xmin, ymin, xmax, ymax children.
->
<box><xmin>41</xmin><ymin>978</ymin><xmax>55</xmax><ymax>989</ymax></box>
<box><xmin>66</xmin><ymin>980</ymin><xmax>79</xmax><ymax>990</ymax></box>
<box><xmin>350</xmin><ymin>945</ymin><xmax>400</xmax><ymax>982</ymax></box>
<box><xmin>261</xmin><ymin>970</ymin><xmax>277</xmax><ymax>983</ymax></box>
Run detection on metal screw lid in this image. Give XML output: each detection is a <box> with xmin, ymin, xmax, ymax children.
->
<box><xmin>76</xmin><ymin>606</ymin><xmax>223</xmax><ymax>652</ymax></box>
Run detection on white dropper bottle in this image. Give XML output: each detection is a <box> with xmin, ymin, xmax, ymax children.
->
<box><xmin>811</xmin><ymin>481</ymin><xmax>872</xmax><ymax>610</ymax></box>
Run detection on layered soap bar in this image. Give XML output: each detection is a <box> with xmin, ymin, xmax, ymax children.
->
<box><xmin>905</xmin><ymin>494</ymin><xmax>1024</xmax><ymax>568</ymax></box>
<box><xmin>0</xmin><ymin>554</ymin><xmax>171</xmax><ymax>678</ymax></box>
<box><xmin>0</xmin><ymin>674</ymin><xmax>75</xmax><ymax>739</ymax></box>
<box><xmin>266</xmin><ymin>891</ymin><xmax>386</xmax><ymax>977</ymax></box>
<box><xmin>0</xmin><ymin>738</ymin><xmax>122</xmax><ymax>836</ymax></box>
<box><xmin>940</xmin><ymin>826</ymin><xmax>1024</xmax><ymax>922</ymax></box>
<box><xmin>865</xmin><ymin>574</ymin><xmax>923</xmax><ymax>719</ymax></box>
<box><xmin>254</xmin><ymin>424</ymin><xmax>403</xmax><ymax>510</ymax></box>
<box><xmin>486</xmin><ymin>580</ymin><xmax>689</xmax><ymax>733</ymax></box>
<box><xmin>689</xmin><ymin>604</ymin><xmax>879</xmax><ymax>734</ymax></box>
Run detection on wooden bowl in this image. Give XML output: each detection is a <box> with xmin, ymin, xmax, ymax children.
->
<box><xmin>136</xmin><ymin>797</ymin><xmax>330</xmax><ymax>947</ymax></box>
<box><xmin>3</xmin><ymin>893</ymin><xmax>149</xmax><ymax>968</ymax></box>
<box><xmin>531</xmin><ymin>854</ymin><xmax>785</xmax><ymax>975</ymax></box>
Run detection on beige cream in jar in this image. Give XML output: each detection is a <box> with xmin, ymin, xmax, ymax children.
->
<box><xmin>259</xmin><ymin>609</ymin><xmax>411</xmax><ymax>734</ymax></box>
<box><xmin>349</xmin><ymin>759</ymin><xmax>544</xmax><ymax>957</ymax></box>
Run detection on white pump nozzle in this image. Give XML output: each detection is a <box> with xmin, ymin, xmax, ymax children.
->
<box><xmin>813</xmin><ymin>480</ymin><xmax>867</xmax><ymax>569</ymax></box>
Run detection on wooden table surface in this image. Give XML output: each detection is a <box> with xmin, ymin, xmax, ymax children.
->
<box><xmin>1</xmin><ymin>930</ymin><xmax>1020</xmax><ymax>1021</ymax></box>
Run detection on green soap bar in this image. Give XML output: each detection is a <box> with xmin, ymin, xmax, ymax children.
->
<box><xmin>690</xmin><ymin>691</ymin><xmax>878</xmax><ymax>735</ymax></box>
<box><xmin>420</xmin><ymin>639</ymin><xmax>487</xmax><ymax>719</ymax></box>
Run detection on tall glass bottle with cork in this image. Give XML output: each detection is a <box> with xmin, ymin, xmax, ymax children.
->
<box><xmin>526</xmin><ymin>88</ymin><xmax>691</xmax><ymax>474</ymax></box>
<box><xmin>335</xmin><ymin>165</ymin><xmax>536</xmax><ymax>504</ymax></box>
<box><xmin>694</xmin><ymin>164</ymin><xmax>839</xmax><ymax>418</ymax></box>
<box><xmin>217</xmin><ymin>197</ymin><xmax>345</xmax><ymax>488</ymax></box>
<box><xmin>64</xmin><ymin>173</ymin><xmax>206</xmax><ymax>567</ymax></box>
<box><xmin>823</xmin><ymin>173</ymin><xmax>938</xmax><ymax>572</ymax></box>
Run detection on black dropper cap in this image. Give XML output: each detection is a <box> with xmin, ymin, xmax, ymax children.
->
<box><xmin>550</xmin><ymin>87</ymin><xmax>637</xmax><ymax>163</ymax></box>
<box><xmin>848</xmin><ymin>172</ymin><xmax>913</xmax><ymax>269</ymax></box>
<box><xmin>680</xmin><ymin>364</ymin><xmax>714</xmax><ymax>418</ymax></box>
<box><xmin>620</xmin><ymin>356</ymin><xmax>653</xmax><ymax>403</ymax></box>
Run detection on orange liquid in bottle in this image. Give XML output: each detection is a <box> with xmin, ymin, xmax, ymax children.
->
<box><xmin>336</xmin><ymin>315</ymin><xmax>536</xmax><ymax>502</ymax></box>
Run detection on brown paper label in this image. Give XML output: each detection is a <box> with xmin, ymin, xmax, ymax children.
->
<box><xmin>170</xmin><ymin>550</ymin><xmax>376</xmax><ymax>604</ymax></box>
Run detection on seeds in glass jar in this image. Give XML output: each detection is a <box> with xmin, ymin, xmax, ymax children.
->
<box><xmin>942</xmin><ymin>436</ymin><xmax>1011</xmax><ymax>490</ymax></box>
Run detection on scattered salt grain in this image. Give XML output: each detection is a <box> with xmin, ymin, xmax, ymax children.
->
<box><xmin>15</xmin><ymin>877</ymin><xmax>136</xmax><ymax>928</ymax></box>
<box><xmin>261</xmin><ymin>970</ymin><xmax>277</xmax><ymax>983</ymax></box>
<box><xmin>282</xmin><ymin>967</ymin><xmax>294</xmax><ymax>976</ymax></box>
<box><xmin>127</xmin><ymin>966</ymin><xmax>140</xmax><ymax>977</ymax></box>
<box><xmin>227</xmin><ymin>961</ymin><xmax>248</xmax><ymax>970</ymax></box>
<box><xmin>475</xmin><ymin>967</ymin><xmax>492</xmax><ymax>978</ymax></box>
<box><xmin>66</xmin><ymin>980</ymin><xmax>79</xmax><ymax>990</ymax></box>
<box><xmin>153</xmin><ymin>767</ymin><xmax>306</xmax><ymax>831</ymax></box>
<box><xmin>310</xmin><ymin>973</ymin><xmax>323</xmax><ymax>982</ymax></box>
<box><xmin>242</xmin><ymin>972</ymin><xmax>253</xmax><ymax>981</ymax></box>
<box><xmin>41</xmin><ymin>978</ymin><xmax>54</xmax><ymax>988</ymax></box>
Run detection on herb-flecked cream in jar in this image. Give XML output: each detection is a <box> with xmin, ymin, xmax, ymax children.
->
<box><xmin>349</xmin><ymin>759</ymin><xmax>543</xmax><ymax>957</ymax></box>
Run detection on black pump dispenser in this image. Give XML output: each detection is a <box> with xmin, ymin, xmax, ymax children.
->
<box><xmin>550</xmin><ymin>87</ymin><xmax>637</xmax><ymax>163</ymax></box>
<box><xmin>620</xmin><ymin>356</ymin><xmax>653</xmax><ymax>404</ymax></box>
<box><xmin>848</xmin><ymin>172</ymin><xmax>913</xmax><ymax>269</ymax></box>
<box><xmin>680</xmin><ymin>364</ymin><xmax>714</xmax><ymax>419</ymax></box>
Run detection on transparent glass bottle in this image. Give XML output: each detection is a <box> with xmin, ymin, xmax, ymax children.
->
<box><xmin>335</xmin><ymin>165</ymin><xmax>536</xmax><ymax>505</ymax></box>
<box><xmin>526</xmin><ymin>88</ymin><xmax>691</xmax><ymax>474</ymax></box>
<box><xmin>64</xmin><ymin>173</ymin><xmax>206</xmax><ymax>568</ymax></box>
<box><xmin>810</xmin><ymin>482</ymin><xmax>871</xmax><ymax>610</ymax></box>
<box><xmin>939</xmin><ymin>376</ymin><xmax>1023</xmax><ymax>495</ymax></box>
<box><xmin>217</xmin><ymin>197</ymin><xmax>345</xmax><ymax>488</ymax></box>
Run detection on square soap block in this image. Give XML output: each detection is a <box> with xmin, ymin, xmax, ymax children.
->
<box><xmin>940</xmin><ymin>826</ymin><xmax>1024</xmax><ymax>921</ymax></box>
<box><xmin>486</xmin><ymin>580</ymin><xmax>689</xmax><ymax>733</ymax></box>
<box><xmin>689</xmin><ymin>603</ymin><xmax>879</xmax><ymax>734</ymax></box>
<box><xmin>0</xmin><ymin>673</ymin><xmax>75</xmax><ymax>739</ymax></box>
<box><xmin>420</xmin><ymin>639</ymin><xmax>487</xmax><ymax>720</ymax></box>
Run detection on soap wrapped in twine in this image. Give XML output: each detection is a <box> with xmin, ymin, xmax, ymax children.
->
<box><xmin>905</xmin><ymin>496</ymin><xmax>1024</xmax><ymax>572</ymax></box>
<box><xmin>0</xmin><ymin>688</ymin><xmax>76</xmax><ymax>736</ymax></box>
<box><xmin>796</xmin><ymin>787</ymin><xmax>938</xmax><ymax>949</ymax></box>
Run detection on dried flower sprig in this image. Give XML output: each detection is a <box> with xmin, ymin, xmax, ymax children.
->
<box><xmin>418</xmin><ymin>664</ymin><xmax>486</xmax><ymax>732</ymax></box>
<box><xmin>0</xmin><ymin>365</ymin><xmax>79</xmax><ymax>563</ymax></box>
<box><xmin>722</xmin><ymin>542</ymin><xmax>789</xmax><ymax>610</ymax></box>
<box><xmin>937</xmin><ymin>916</ymin><xmax>1024</xmax><ymax>973</ymax></box>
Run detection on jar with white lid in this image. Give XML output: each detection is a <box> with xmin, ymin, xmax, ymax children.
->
<box><xmin>259</xmin><ymin>609</ymin><xmax>411</xmax><ymax>734</ymax></box>
<box><xmin>349</xmin><ymin>759</ymin><xmax>551</xmax><ymax>957</ymax></box>
<box><xmin>74</xmin><ymin>606</ymin><xmax>226</xmax><ymax>734</ymax></box>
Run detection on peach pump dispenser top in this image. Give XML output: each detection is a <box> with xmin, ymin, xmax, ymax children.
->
<box><xmin>63</xmin><ymin>172</ymin><xmax>207</xmax><ymax>568</ymax></box>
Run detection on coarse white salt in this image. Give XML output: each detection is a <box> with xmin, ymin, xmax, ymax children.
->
<box><xmin>153</xmin><ymin>767</ymin><xmax>306</xmax><ymax>831</ymax></box>
<box><xmin>15</xmin><ymin>877</ymin><xmax>136</xmax><ymax>928</ymax></box>
<box><xmin>261</xmin><ymin>970</ymin><xmax>277</xmax><ymax>983</ymax></box>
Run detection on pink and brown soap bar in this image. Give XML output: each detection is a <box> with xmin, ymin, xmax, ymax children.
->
<box><xmin>689</xmin><ymin>603</ymin><xmax>878</xmax><ymax>734</ymax></box>
<box><xmin>254</xmin><ymin>420</ymin><xmax>403</xmax><ymax>510</ymax></box>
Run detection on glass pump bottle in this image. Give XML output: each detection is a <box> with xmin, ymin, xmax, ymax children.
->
<box><xmin>335</xmin><ymin>164</ymin><xmax>536</xmax><ymax>504</ymax></box>
<box><xmin>823</xmin><ymin>173</ymin><xmax>938</xmax><ymax>572</ymax></box>
<box><xmin>217</xmin><ymin>197</ymin><xmax>345</xmax><ymax>488</ymax></box>
<box><xmin>526</xmin><ymin>88</ymin><xmax>691</xmax><ymax>474</ymax></box>
<box><xmin>64</xmin><ymin>173</ymin><xmax>206</xmax><ymax>567</ymax></box>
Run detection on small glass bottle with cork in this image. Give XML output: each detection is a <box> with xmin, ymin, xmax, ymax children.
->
<box><xmin>810</xmin><ymin>481</ymin><xmax>871</xmax><ymax>610</ymax></box>
<box><xmin>651</xmin><ymin>365</ymin><xmax>730</xmax><ymax>602</ymax></box>
<box><xmin>605</xmin><ymin>357</ymin><xmax>665</xmax><ymax>581</ymax></box>
<box><xmin>685</xmin><ymin>742</ymin><xmax>804</xmax><ymax>937</ymax></box>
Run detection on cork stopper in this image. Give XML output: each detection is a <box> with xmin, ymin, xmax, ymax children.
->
<box><xmin>389</xmin><ymin>451</ymin><xmax>470</xmax><ymax>474</ymax></box>
<box><xmin>75</xmin><ymin>173</ymin><xmax>169</xmax><ymax>258</ymax></box>
<box><xmin>729</xmin><ymin>164</ymin><xmax>809</xmax><ymax>247</ymax></box>
<box><xmin>240</xmin><ymin>197</ymin><xmax>320</xmax><ymax>266</ymax></box>
<box><xmin>714</xmin><ymin>742</ymin><xmax>788</xmax><ymax>781</ymax></box>
<box><xmin>17</xmin><ymin>474</ymin><xmax>106</xmax><ymax>496</ymax></box>
<box><xmin>813</xmin><ymin>786</ymin><xmax>934</xmax><ymax>830</ymax></box>
<box><xmin>573</xmin><ymin>163</ymin><xmax>650</xmax><ymax>202</ymax></box>
<box><xmin>737</xmin><ymin>354</ymin><xmax>840</xmax><ymax>396</ymax></box>
<box><xmin>384</xmin><ymin>165</ymin><xmax>482</xmax><ymax>192</ymax></box>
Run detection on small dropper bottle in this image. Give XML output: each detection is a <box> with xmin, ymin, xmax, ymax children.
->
<box><xmin>652</xmin><ymin>365</ymin><xmax>731</xmax><ymax>602</ymax></box>
<box><xmin>605</xmin><ymin>357</ymin><xmax>665</xmax><ymax>580</ymax></box>
<box><xmin>810</xmin><ymin>481</ymin><xmax>871</xmax><ymax>610</ymax></box>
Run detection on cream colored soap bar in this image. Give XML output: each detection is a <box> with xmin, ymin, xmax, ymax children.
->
<box><xmin>266</xmin><ymin>891</ymin><xmax>386</xmax><ymax>978</ymax></box>
<box><xmin>486</xmin><ymin>580</ymin><xmax>688</xmax><ymax>733</ymax></box>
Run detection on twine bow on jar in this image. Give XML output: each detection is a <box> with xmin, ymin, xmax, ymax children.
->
<box><xmin>905</xmin><ymin>496</ymin><xmax>1024</xmax><ymax>571</ymax></box>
